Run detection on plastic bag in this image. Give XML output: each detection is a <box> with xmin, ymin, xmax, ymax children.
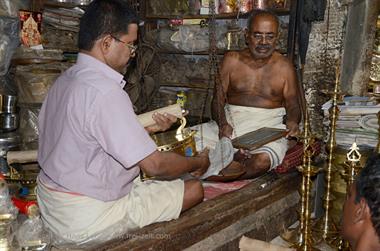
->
<box><xmin>19</xmin><ymin>104</ymin><xmax>40</xmax><ymax>149</ymax></box>
<box><xmin>0</xmin><ymin>0</ymin><xmax>29</xmax><ymax>17</ymax></box>
<box><xmin>0</xmin><ymin>16</ymin><xmax>19</xmax><ymax>76</ymax></box>
<box><xmin>15</xmin><ymin>216</ymin><xmax>51</xmax><ymax>250</ymax></box>
<box><xmin>0</xmin><ymin>175</ymin><xmax>18</xmax><ymax>217</ymax></box>
<box><xmin>170</xmin><ymin>24</ymin><xmax>227</xmax><ymax>52</ymax></box>
<box><xmin>0</xmin><ymin>74</ymin><xmax>17</xmax><ymax>96</ymax></box>
<box><xmin>14</xmin><ymin>61</ymin><xmax>71</xmax><ymax>104</ymax></box>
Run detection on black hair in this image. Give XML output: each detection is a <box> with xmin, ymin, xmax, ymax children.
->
<box><xmin>78</xmin><ymin>0</ymin><xmax>138</xmax><ymax>50</ymax></box>
<box><xmin>355</xmin><ymin>153</ymin><xmax>380</xmax><ymax>238</ymax></box>
<box><xmin>247</xmin><ymin>9</ymin><xmax>279</xmax><ymax>32</ymax></box>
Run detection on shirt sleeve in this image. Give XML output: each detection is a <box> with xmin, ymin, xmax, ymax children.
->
<box><xmin>88</xmin><ymin>88</ymin><xmax>157</xmax><ymax>168</ymax></box>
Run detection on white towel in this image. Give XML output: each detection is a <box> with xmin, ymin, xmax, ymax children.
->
<box><xmin>192</xmin><ymin>105</ymin><xmax>288</xmax><ymax>170</ymax></box>
<box><xmin>200</xmin><ymin>137</ymin><xmax>234</xmax><ymax>179</ymax></box>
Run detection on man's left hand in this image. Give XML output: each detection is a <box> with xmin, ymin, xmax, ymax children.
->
<box><xmin>190</xmin><ymin>148</ymin><xmax>210</xmax><ymax>177</ymax></box>
<box><xmin>286</xmin><ymin>122</ymin><xmax>299</xmax><ymax>138</ymax></box>
<box><xmin>145</xmin><ymin>112</ymin><xmax>177</xmax><ymax>133</ymax></box>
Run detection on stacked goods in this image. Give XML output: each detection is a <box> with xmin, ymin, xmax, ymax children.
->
<box><xmin>12</xmin><ymin>48</ymin><xmax>72</xmax><ymax>148</ymax></box>
<box><xmin>322</xmin><ymin>96</ymin><xmax>380</xmax><ymax>149</ymax></box>
<box><xmin>42</xmin><ymin>6</ymin><xmax>85</xmax><ymax>52</ymax></box>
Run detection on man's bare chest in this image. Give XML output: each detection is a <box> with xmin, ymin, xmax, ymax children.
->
<box><xmin>228</xmin><ymin>67</ymin><xmax>283</xmax><ymax>97</ymax></box>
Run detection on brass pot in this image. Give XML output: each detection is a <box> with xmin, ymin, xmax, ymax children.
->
<box><xmin>151</xmin><ymin>117</ymin><xmax>197</xmax><ymax>157</ymax></box>
<box><xmin>141</xmin><ymin>118</ymin><xmax>197</xmax><ymax>181</ymax></box>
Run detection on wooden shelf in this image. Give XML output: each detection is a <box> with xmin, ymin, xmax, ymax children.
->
<box><xmin>145</xmin><ymin>8</ymin><xmax>290</xmax><ymax>20</ymax></box>
<box><xmin>160</xmin><ymin>81</ymin><xmax>213</xmax><ymax>90</ymax></box>
<box><xmin>43</xmin><ymin>0</ymin><xmax>89</xmax><ymax>8</ymax></box>
<box><xmin>158</xmin><ymin>49</ymin><xmax>288</xmax><ymax>56</ymax></box>
<box><xmin>158</xmin><ymin>50</ymin><xmax>228</xmax><ymax>56</ymax></box>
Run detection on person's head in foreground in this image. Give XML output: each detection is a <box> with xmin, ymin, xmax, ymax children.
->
<box><xmin>342</xmin><ymin>153</ymin><xmax>380</xmax><ymax>251</ymax></box>
<box><xmin>78</xmin><ymin>0</ymin><xmax>138</xmax><ymax>74</ymax></box>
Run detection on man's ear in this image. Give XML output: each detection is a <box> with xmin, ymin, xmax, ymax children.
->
<box><xmin>353</xmin><ymin>198</ymin><xmax>369</xmax><ymax>224</ymax></box>
<box><xmin>100</xmin><ymin>35</ymin><xmax>113</xmax><ymax>54</ymax></box>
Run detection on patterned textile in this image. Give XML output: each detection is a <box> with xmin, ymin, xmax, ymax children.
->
<box><xmin>275</xmin><ymin>141</ymin><xmax>321</xmax><ymax>174</ymax></box>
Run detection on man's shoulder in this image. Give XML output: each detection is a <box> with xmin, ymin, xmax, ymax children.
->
<box><xmin>68</xmin><ymin>64</ymin><xmax>121</xmax><ymax>93</ymax></box>
<box><xmin>223</xmin><ymin>50</ymin><xmax>241</xmax><ymax>61</ymax></box>
<box><xmin>70</xmin><ymin>63</ymin><xmax>106</xmax><ymax>80</ymax></box>
<box><xmin>224</xmin><ymin>49</ymin><xmax>250</xmax><ymax>59</ymax></box>
<box><xmin>222</xmin><ymin>49</ymin><xmax>249</xmax><ymax>67</ymax></box>
<box><xmin>272</xmin><ymin>52</ymin><xmax>294</xmax><ymax>68</ymax></box>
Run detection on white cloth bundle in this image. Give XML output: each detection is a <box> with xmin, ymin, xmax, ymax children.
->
<box><xmin>192</xmin><ymin>105</ymin><xmax>288</xmax><ymax>170</ymax></box>
<box><xmin>199</xmin><ymin>137</ymin><xmax>234</xmax><ymax>179</ymax></box>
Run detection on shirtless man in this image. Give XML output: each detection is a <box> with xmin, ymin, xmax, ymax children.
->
<box><xmin>212</xmin><ymin>10</ymin><xmax>301</xmax><ymax>178</ymax></box>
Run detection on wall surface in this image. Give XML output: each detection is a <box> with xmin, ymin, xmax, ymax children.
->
<box><xmin>303</xmin><ymin>0</ymin><xmax>348</xmax><ymax>137</ymax></box>
<box><xmin>303</xmin><ymin>0</ymin><xmax>379</xmax><ymax>137</ymax></box>
<box><xmin>341</xmin><ymin>0</ymin><xmax>380</xmax><ymax>95</ymax></box>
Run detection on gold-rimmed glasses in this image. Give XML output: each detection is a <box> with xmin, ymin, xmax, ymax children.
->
<box><xmin>110</xmin><ymin>34</ymin><xmax>138</xmax><ymax>54</ymax></box>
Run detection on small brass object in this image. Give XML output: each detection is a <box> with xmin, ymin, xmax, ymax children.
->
<box><xmin>140</xmin><ymin>117</ymin><xmax>197</xmax><ymax>181</ymax></box>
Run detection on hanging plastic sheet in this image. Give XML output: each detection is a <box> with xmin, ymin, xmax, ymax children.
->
<box><xmin>0</xmin><ymin>16</ymin><xmax>19</xmax><ymax>76</ymax></box>
<box><xmin>0</xmin><ymin>0</ymin><xmax>23</xmax><ymax>17</ymax></box>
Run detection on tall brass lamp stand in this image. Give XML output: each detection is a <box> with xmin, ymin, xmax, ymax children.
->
<box><xmin>313</xmin><ymin>63</ymin><xmax>341</xmax><ymax>247</ymax></box>
<box><xmin>294</xmin><ymin>109</ymin><xmax>322</xmax><ymax>251</ymax></box>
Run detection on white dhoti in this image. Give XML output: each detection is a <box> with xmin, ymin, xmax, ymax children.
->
<box><xmin>193</xmin><ymin>105</ymin><xmax>288</xmax><ymax>170</ymax></box>
<box><xmin>37</xmin><ymin>176</ymin><xmax>184</xmax><ymax>248</ymax></box>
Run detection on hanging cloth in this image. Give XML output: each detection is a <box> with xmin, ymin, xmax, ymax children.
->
<box><xmin>298</xmin><ymin>0</ymin><xmax>327</xmax><ymax>64</ymax></box>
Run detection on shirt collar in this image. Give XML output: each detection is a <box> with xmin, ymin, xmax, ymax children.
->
<box><xmin>76</xmin><ymin>53</ymin><xmax>126</xmax><ymax>88</ymax></box>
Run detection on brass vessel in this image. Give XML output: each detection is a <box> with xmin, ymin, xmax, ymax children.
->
<box><xmin>151</xmin><ymin>117</ymin><xmax>197</xmax><ymax>157</ymax></box>
<box><xmin>141</xmin><ymin>117</ymin><xmax>197</xmax><ymax>181</ymax></box>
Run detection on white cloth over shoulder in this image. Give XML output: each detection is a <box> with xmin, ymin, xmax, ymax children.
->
<box><xmin>192</xmin><ymin>105</ymin><xmax>288</xmax><ymax>170</ymax></box>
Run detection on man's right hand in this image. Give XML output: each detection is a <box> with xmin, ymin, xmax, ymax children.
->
<box><xmin>145</xmin><ymin>112</ymin><xmax>177</xmax><ymax>134</ymax></box>
<box><xmin>219</xmin><ymin>123</ymin><xmax>233</xmax><ymax>139</ymax></box>
<box><xmin>190</xmin><ymin>148</ymin><xmax>210</xmax><ymax>177</ymax></box>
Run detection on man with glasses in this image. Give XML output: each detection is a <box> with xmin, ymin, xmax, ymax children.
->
<box><xmin>36</xmin><ymin>0</ymin><xmax>210</xmax><ymax>247</ymax></box>
<box><xmin>200</xmin><ymin>10</ymin><xmax>301</xmax><ymax>179</ymax></box>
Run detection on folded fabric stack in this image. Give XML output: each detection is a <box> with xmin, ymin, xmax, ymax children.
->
<box><xmin>42</xmin><ymin>7</ymin><xmax>84</xmax><ymax>51</ymax></box>
<box><xmin>322</xmin><ymin>96</ymin><xmax>380</xmax><ymax>149</ymax></box>
<box><xmin>43</xmin><ymin>7</ymin><xmax>83</xmax><ymax>32</ymax></box>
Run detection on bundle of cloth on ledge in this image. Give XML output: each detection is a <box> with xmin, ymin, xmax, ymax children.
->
<box><xmin>192</xmin><ymin>104</ymin><xmax>288</xmax><ymax>171</ymax></box>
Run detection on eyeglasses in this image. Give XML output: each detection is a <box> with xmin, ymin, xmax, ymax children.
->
<box><xmin>110</xmin><ymin>35</ymin><xmax>138</xmax><ymax>54</ymax></box>
<box><xmin>250</xmin><ymin>33</ymin><xmax>277</xmax><ymax>42</ymax></box>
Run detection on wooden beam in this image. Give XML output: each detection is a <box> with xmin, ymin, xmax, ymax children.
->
<box><xmin>93</xmin><ymin>172</ymin><xmax>300</xmax><ymax>251</ymax></box>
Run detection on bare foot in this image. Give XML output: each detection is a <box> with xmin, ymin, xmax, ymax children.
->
<box><xmin>219</xmin><ymin>161</ymin><xmax>245</xmax><ymax>176</ymax></box>
<box><xmin>233</xmin><ymin>149</ymin><xmax>252</xmax><ymax>162</ymax></box>
<box><xmin>205</xmin><ymin>161</ymin><xmax>245</xmax><ymax>182</ymax></box>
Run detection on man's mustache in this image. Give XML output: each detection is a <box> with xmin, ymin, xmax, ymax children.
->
<box><xmin>256</xmin><ymin>44</ymin><xmax>272</xmax><ymax>50</ymax></box>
